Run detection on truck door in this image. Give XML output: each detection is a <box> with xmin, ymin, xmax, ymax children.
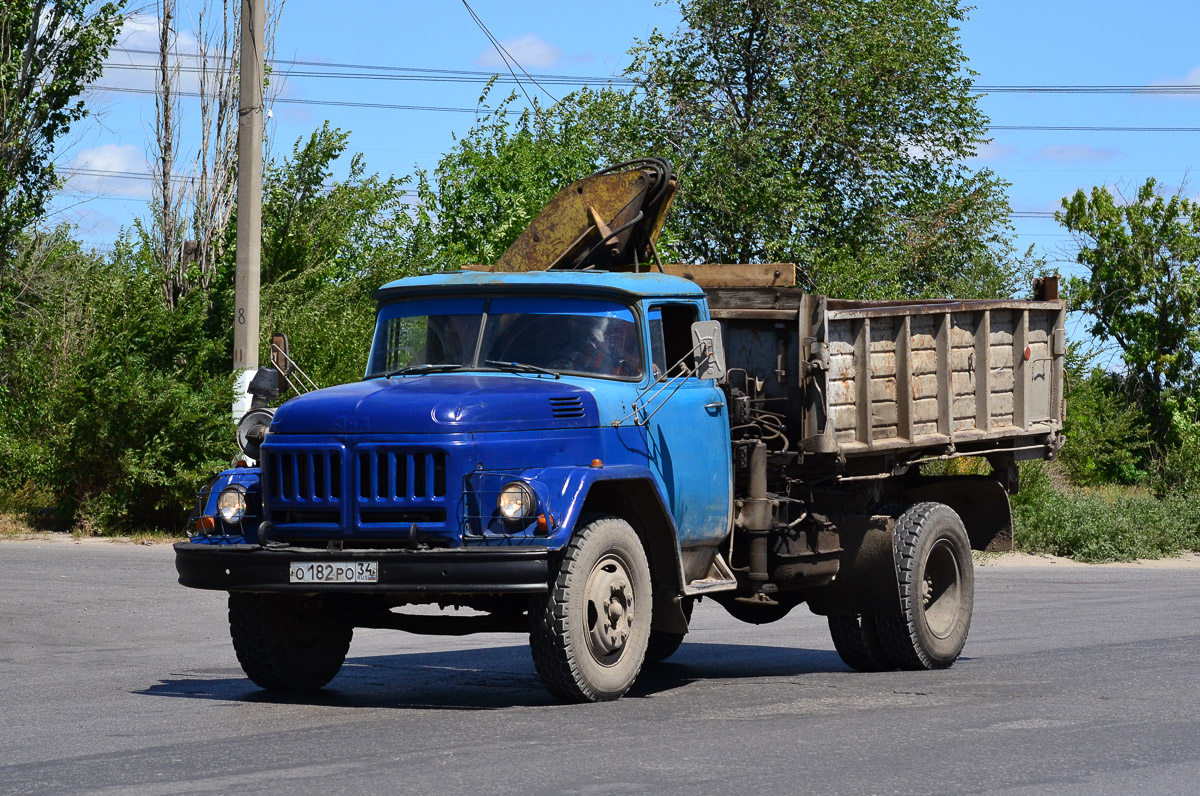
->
<box><xmin>644</xmin><ymin>303</ymin><xmax>733</xmax><ymax>546</ymax></box>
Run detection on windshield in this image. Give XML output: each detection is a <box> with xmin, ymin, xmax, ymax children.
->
<box><xmin>366</xmin><ymin>295</ymin><xmax>643</xmax><ymax>380</ymax></box>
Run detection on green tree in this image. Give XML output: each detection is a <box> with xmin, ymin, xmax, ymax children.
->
<box><xmin>629</xmin><ymin>0</ymin><xmax>1024</xmax><ymax>298</ymax></box>
<box><xmin>0</xmin><ymin>227</ymin><xmax>232</xmax><ymax>531</ymax></box>
<box><xmin>0</xmin><ymin>125</ymin><xmax>430</xmax><ymax>532</ymax></box>
<box><xmin>414</xmin><ymin>86</ymin><xmax>645</xmax><ymax>268</ymax></box>
<box><xmin>1057</xmin><ymin>352</ymin><xmax>1149</xmax><ymax>486</ymax></box>
<box><xmin>258</xmin><ymin>123</ymin><xmax>431</xmax><ymax>387</ymax></box>
<box><xmin>0</xmin><ymin>0</ymin><xmax>126</xmax><ymax>266</ymax></box>
<box><xmin>1058</xmin><ymin>178</ymin><xmax>1200</xmax><ymax>424</ymax></box>
<box><xmin>424</xmin><ymin>1</ymin><xmax>1029</xmax><ymax>300</ymax></box>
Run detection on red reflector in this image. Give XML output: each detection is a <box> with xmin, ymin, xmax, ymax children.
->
<box><xmin>1023</xmin><ymin>345</ymin><xmax>1032</xmax><ymax>361</ymax></box>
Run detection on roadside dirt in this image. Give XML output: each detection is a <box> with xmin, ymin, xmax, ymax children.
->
<box><xmin>0</xmin><ymin>530</ymin><xmax>181</xmax><ymax>546</ymax></box>
<box><xmin>975</xmin><ymin>550</ymin><xmax>1200</xmax><ymax>569</ymax></box>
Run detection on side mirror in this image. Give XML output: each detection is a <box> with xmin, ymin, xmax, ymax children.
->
<box><xmin>690</xmin><ymin>320</ymin><xmax>726</xmax><ymax>381</ymax></box>
<box><xmin>270</xmin><ymin>332</ymin><xmax>291</xmax><ymax>376</ymax></box>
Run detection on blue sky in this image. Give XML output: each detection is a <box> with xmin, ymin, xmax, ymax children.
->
<box><xmin>56</xmin><ymin>0</ymin><xmax>1200</xmax><ymax>291</ymax></box>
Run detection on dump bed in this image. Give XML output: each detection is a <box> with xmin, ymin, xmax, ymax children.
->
<box><xmin>706</xmin><ymin>282</ymin><xmax>1066</xmax><ymax>473</ymax></box>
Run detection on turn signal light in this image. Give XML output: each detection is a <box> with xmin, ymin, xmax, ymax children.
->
<box><xmin>591</xmin><ymin>459</ymin><xmax>603</xmax><ymax>468</ymax></box>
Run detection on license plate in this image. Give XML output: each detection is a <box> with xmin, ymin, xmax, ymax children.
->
<box><xmin>289</xmin><ymin>561</ymin><xmax>378</xmax><ymax>584</ymax></box>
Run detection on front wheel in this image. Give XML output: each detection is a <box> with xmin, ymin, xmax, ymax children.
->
<box><xmin>529</xmin><ymin>515</ymin><xmax>652</xmax><ymax>702</ymax></box>
<box><xmin>229</xmin><ymin>593</ymin><xmax>352</xmax><ymax>691</ymax></box>
<box><xmin>876</xmin><ymin>502</ymin><xmax>974</xmax><ymax>670</ymax></box>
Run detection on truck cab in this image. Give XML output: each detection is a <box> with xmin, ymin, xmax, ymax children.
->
<box><xmin>263</xmin><ymin>270</ymin><xmax>732</xmax><ymax>552</ymax></box>
<box><xmin>178</xmin><ymin>270</ymin><xmax>739</xmax><ymax>702</ymax></box>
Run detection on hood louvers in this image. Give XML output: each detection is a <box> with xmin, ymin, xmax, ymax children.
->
<box><xmin>549</xmin><ymin>396</ymin><xmax>585</xmax><ymax>419</ymax></box>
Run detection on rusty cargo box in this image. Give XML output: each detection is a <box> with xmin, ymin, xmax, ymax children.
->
<box><xmin>706</xmin><ymin>284</ymin><xmax>1066</xmax><ymax>472</ymax></box>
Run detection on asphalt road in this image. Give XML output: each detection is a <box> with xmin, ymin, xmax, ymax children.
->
<box><xmin>1</xmin><ymin>541</ymin><xmax>1199</xmax><ymax>795</ymax></box>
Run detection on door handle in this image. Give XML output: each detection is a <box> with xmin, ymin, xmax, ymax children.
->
<box><xmin>705</xmin><ymin>401</ymin><xmax>725</xmax><ymax>410</ymax></box>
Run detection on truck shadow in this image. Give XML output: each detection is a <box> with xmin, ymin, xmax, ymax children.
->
<box><xmin>136</xmin><ymin>641</ymin><xmax>845</xmax><ymax>710</ymax></box>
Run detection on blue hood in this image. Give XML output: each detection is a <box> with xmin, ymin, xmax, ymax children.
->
<box><xmin>269</xmin><ymin>374</ymin><xmax>599</xmax><ymax>435</ymax></box>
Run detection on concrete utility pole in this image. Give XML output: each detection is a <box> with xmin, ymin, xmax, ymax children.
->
<box><xmin>232</xmin><ymin>0</ymin><xmax>264</xmax><ymax>420</ymax></box>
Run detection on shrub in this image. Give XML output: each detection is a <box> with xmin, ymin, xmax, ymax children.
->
<box><xmin>1013</xmin><ymin>461</ymin><xmax>1200</xmax><ymax>562</ymax></box>
<box><xmin>0</xmin><ymin>230</ymin><xmax>233</xmax><ymax>531</ymax></box>
<box><xmin>1058</xmin><ymin>367</ymin><xmax>1149</xmax><ymax>485</ymax></box>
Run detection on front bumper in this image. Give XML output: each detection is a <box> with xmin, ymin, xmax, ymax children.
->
<box><xmin>174</xmin><ymin>542</ymin><xmax>550</xmax><ymax>594</ymax></box>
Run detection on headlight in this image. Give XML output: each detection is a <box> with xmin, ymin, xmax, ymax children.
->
<box><xmin>497</xmin><ymin>481</ymin><xmax>536</xmax><ymax>521</ymax></box>
<box><xmin>217</xmin><ymin>486</ymin><xmax>247</xmax><ymax>524</ymax></box>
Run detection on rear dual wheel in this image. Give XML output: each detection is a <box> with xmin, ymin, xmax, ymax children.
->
<box><xmin>828</xmin><ymin>613</ymin><xmax>891</xmax><ymax>672</ymax></box>
<box><xmin>829</xmin><ymin>502</ymin><xmax>974</xmax><ymax>672</ymax></box>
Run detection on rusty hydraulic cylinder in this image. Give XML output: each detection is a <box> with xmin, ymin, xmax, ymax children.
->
<box><xmin>739</xmin><ymin>441</ymin><xmax>771</xmax><ymax>582</ymax></box>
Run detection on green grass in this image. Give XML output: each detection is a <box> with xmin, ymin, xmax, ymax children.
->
<box><xmin>1013</xmin><ymin>462</ymin><xmax>1200</xmax><ymax>562</ymax></box>
<box><xmin>0</xmin><ymin>513</ymin><xmax>183</xmax><ymax>544</ymax></box>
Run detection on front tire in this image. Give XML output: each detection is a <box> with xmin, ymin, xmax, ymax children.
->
<box><xmin>876</xmin><ymin>502</ymin><xmax>974</xmax><ymax>670</ymax></box>
<box><xmin>530</xmin><ymin>515</ymin><xmax>652</xmax><ymax>702</ymax></box>
<box><xmin>229</xmin><ymin>593</ymin><xmax>352</xmax><ymax>691</ymax></box>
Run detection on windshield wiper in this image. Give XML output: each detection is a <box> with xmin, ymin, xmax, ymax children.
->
<box><xmin>384</xmin><ymin>363</ymin><xmax>469</xmax><ymax>379</ymax></box>
<box><xmin>484</xmin><ymin>360</ymin><xmax>561</xmax><ymax>378</ymax></box>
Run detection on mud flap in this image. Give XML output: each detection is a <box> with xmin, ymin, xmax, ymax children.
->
<box><xmin>902</xmin><ymin>476</ymin><xmax>1013</xmax><ymax>552</ymax></box>
<box><xmin>805</xmin><ymin>514</ymin><xmax>903</xmax><ymax>617</ymax></box>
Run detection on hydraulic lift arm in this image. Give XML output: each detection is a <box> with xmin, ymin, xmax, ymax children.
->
<box><xmin>488</xmin><ymin>158</ymin><xmax>678</xmax><ymax>273</ymax></box>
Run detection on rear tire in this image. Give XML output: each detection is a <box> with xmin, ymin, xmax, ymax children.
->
<box><xmin>228</xmin><ymin>593</ymin><xmax>352</xmax><ymax>691</ymax></box>
<box><xmin>876</xmin><ymin>502</ymin><xmax>974</xmax><ymax>670</ymax></box>
<box><xmin>529</xmin><ymin>515</ymin><xmax>652</xmax><ymax>702</ymax></box>
<box><xmin>828</xmin><ymin>614</ymin><xmax>892</xmax><ymax>672</ymax></box>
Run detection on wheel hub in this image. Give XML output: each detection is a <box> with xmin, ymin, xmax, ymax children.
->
<box><xmin>585</xmin><ymin>555</ymin><xmax>635</xmax><ymax>665</ymax></box>
<box><xmin>922</xmin><ymin>539</ymin><xmax>962</xmax><ymax>639</ymax></box>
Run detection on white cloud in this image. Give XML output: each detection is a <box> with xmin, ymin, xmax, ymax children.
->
<box><xmin>1034</xmin><ymin>145</ymin><xmax>1121</xmax><ymax>163</ymax></box>
<box><xmin>966</xmin><ymin>141</ymin><xmax>1019</xmax><ymax>162</ymax></box>
<box><xmin>66</xmin><ymin>144</ymin><xmax>151</xmax><ymax>198</ymax></box>
<box><xmin>1143</xmin><ymin>66</ymin><xmax>1200</xmax><ymax>101</ymax></box>
<box><xmin>1161</xmin><ymin>65</ymin><xmax>1200</xmax><ymax>86</ymax></box>
<box><xmin>475</xmin><ymin>33</ymin><xmax>565</xmax><ymax>69</ymax></box>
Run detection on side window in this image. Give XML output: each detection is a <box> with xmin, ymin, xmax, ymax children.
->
<box><xmin>648</xmin><ymin>303</ymin><xmax>699</xmax><ymax>379</ymax></box>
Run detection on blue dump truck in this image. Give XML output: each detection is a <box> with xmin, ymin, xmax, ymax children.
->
<box><xmin>177</xmin><ymin>160</ymin><xmax>1065</xmax><ymax>702</ymax></box>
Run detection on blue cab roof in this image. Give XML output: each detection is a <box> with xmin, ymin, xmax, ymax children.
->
<box><xmin>374</xmin><ymin>269</ymin><xmax>707</xmax><ymax>302</ymax></box>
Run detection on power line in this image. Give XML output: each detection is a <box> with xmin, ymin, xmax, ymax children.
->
<box><xmin>977</xmin><ymin>85</ymin><xmax>1200</xmax><ymax>94</ymax></box>
<box><xmin>459</xmin><ymin>0</ymin><xmax>559</xmax><ymax>105</ymax></box>
<box><xmin>102</xmin><ymin>61</ymin><xmax>625</xmax><ymax>88</ymax></box>
<box><xmin>89</xmin><ymin>86</ymin><xmax>1200</xmax><ymax>131</ymax></box>
<box><xmin>108</xmin><ymin>46</ymin><xmax>633</xmax><ymax>84</ymax></box>
<box><xmin>64</xmin><ymin>165</ymin><xmax>422</xmax><ymax>195</ymax></box>
<box><xmin>58</xmin><ymin>168</ymin><xmax>1069</xmax><ymax>223</ymax></box>
<box><xmin>108</xmin><ymin>50</ymin><xmax>1200</xmax><ymax>96</ymax></box>
<box><xmin>90</xmin><ymin>84</ymin><xmax>516</xmax><ymax>114</ymax></box>
<box><xmin>63</xmin><ymin>167</ymin><xmax>157</xmax><ymax>181</ymax></box>
<box><xmin>993</xmin><ymin>124</ymin><xmax>1200</xmax><ymax>132</ymax></box>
